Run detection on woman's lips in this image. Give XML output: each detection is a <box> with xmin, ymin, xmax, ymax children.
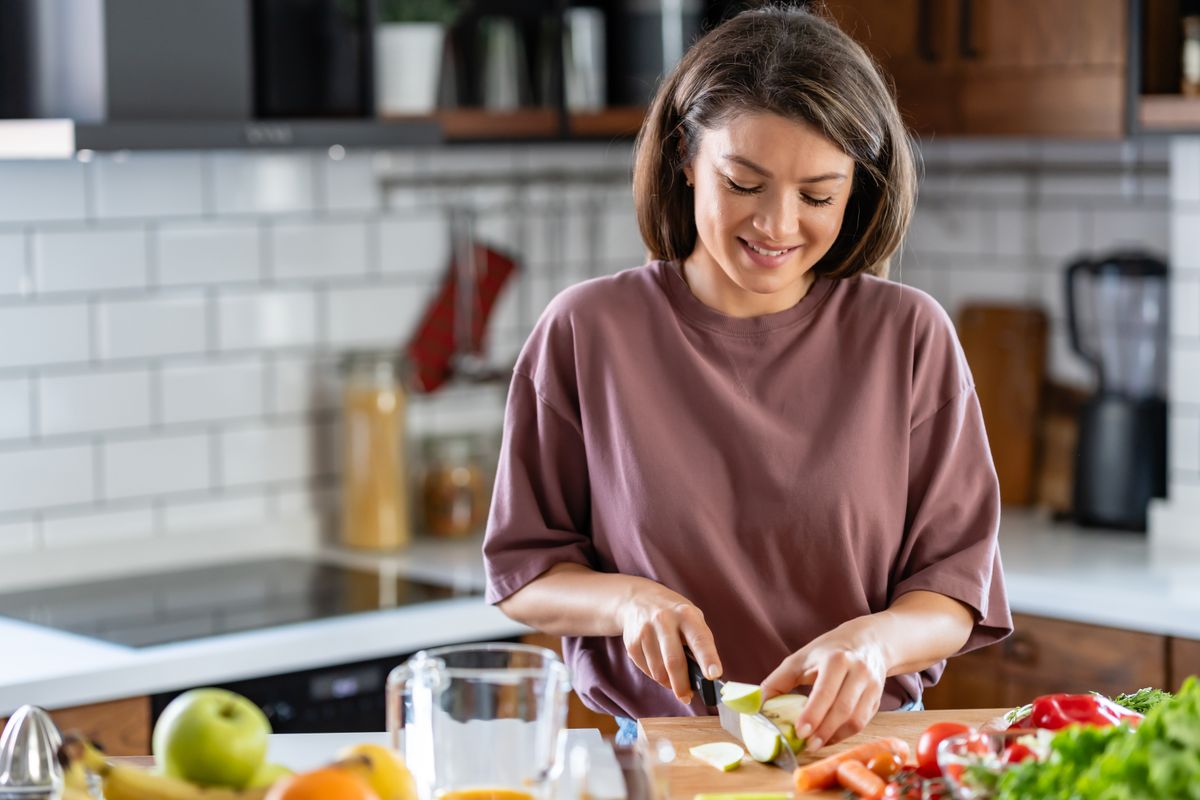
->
<box><xmin>738</xmin><ymin>237</ymin><xmax>799</xmax><ymax>268</ymax></box>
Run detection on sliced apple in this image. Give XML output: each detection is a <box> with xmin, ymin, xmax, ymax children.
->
<box><xmin>739</xmin><ymin>714</ymin><xmax>782</xmax><ymax>763</ymax></box>
<box><xmin>761</xmin><ymin>694</ymin><xmax>809</xmax><ymax>753</ymax></box>
<box><xmin>688</xmin><ymin>742</ymin><xmax>745</xmax><ymax>772</ymax></box>
<box><xmin>719</xmin><ymin>682</ymin><xmax>763</xmax><ymax>715</ymax></box>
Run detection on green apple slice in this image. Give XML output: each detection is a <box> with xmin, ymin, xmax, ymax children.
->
<box><xmin>739</xmin><ymin>714</ymin><xmax>782</xmax><ymax>763</ymax></box>
<box><xmin>719</xmin><ymin>682</ymin><xmax>764</xmax><ymax>714</ymax></box>
<box><xmin>688</xmin><ymin>742</ymin><xmax>745</xmax><ymax>772</ymax></box>
<box><xmin>761</xmin><ymin>694</ymin><xmax>809</xmax><ymax>752</ymax></box>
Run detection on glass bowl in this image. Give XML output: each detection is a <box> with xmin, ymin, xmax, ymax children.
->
<box><xmin>936</xmin><ymin>729</ymin><xmax>1049</xmax><ymax>800</ymax></box>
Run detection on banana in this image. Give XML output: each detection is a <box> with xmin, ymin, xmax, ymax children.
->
<box><xmin>59</xmin><ymin>735</ymin><xmax>271</xmax><ymax>800</ymax></box>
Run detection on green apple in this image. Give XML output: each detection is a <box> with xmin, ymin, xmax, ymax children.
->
<box><xmin>152</xmin><ymin>688</ymin><xmax>272</xmax><ymax>788</ymax></box>
<box><xmin>761</xmin><ymin>694</ymin><xmax>809</xmax><ymax>753</ymax></box>
<box><xmin>739</xmin><ymin>714</ymin><xmax>782</xmax><ymax>763</ymax></box>
<box><xmin>246</xmin><ymin>761</ymin><xmax>294</xmax><ymax>789</ymax></box>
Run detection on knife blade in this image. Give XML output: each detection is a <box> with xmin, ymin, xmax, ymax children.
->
<box><xmin>684</xmin><ymin>653</ymin><xmax>799</xmax><ymax>771</ymax></box>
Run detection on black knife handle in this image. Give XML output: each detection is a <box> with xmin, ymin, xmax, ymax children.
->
<box><xmin>685</xmin><ymin>651</ymin><xmax>719</xmax><ymax>707</ymax></box>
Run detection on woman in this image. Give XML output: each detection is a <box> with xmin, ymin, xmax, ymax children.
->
<box><xmin>483</xmin><ymin>5</ymin><xmax>1011</xmax><ymax>751</ymax></box>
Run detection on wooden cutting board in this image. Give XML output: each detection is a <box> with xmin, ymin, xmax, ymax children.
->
<box><xmin>639</xmin><ymin>708</ymin><xmax>1008</xmax><ymax>799</ymax></box>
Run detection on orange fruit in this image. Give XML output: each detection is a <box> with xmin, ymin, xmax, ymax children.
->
<box><xmin>264</xmin><ymin>766</ymin><xmax>381</xmax><ymax>800</ymax></box>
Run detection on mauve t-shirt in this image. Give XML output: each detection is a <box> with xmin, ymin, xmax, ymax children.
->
<box><xmin>484</xmin><ymin>260</ymin><xmax>1011</xmax><ymax>719</ymax></box>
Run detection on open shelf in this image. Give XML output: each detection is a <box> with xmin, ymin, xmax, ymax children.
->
<box><xmin>1138</xmin><ymin>94</ymin><xmax>1200</xmax><ymax>132</ymax></box>
<box><xmin>567</xmin><ymin>106</ymin><xmax>646</xmax><ymax>139</ymax></box>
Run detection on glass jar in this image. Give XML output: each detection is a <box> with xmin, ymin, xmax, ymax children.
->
<box><xmin>339</xmin><ymin>351</ymin><xmax>411</xmax><ymax>550</ymax></box>
<box><xmin>421</xmin><ymin>436</ymin><xmax>488</xmax><ymax>538</ymax></box>
<box><xmin>1185</xmin><ymin>14</ymin><xmax>1200</xmax><ymax>96</ymax></box>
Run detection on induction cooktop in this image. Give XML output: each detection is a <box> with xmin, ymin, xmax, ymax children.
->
<box><xmin>0</xmin><ymin>557</ymin><xmax>472</xmax><ymax>648</ymax></box>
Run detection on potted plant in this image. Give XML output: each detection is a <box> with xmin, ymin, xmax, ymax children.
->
<box><xmin>374</xmin><ymin>0</ymin><xmax>461</xmax><ymax>115</ymax></box>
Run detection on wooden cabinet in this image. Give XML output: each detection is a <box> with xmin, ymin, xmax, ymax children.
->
<box><xmin>0</xmin><ymin>696</ymin><xmax>150</xmax><ymax>757</ymax></box>
<box><xmin>1169</xmin><ymin>637</ymin><xmax>1200</xmax><ymax>691</ymax></box>
<box><xmin>521</xmin><ymin>633</ymin><xmax>619</xmax><ymax>736</ymax></box>
<box><xmin>924</xmin><ymin>613</ymin><xmax>1168</xmax><ymax>710</ymax></box>
<box><xmin>823</xmin><ymin>0</ymin><xmax>1128</xmax><ymax>137</ymax></box>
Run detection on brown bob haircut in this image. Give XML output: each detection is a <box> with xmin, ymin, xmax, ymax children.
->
<box><xmin>633</xmin><ymin>3</ymin><xmax>918</xmax><ymax>279</ymax></box>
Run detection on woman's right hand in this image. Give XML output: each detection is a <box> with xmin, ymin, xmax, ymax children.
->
<box><xmin>617</xmin><ymin>584</ymin><xmax>722</xmax><ymax>703</ymax></box>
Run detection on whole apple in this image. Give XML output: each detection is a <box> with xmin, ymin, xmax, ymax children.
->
<box><xmin>152</xmin><ymin>688</ymin><xmax>272</xmax><ymax>788</ymax></box>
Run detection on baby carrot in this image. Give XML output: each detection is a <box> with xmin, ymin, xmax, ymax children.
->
<box><xmin>836</xmin><ymin>760</ymin><xmax>887</xmax><ymax>800</ymax></box>
<box><xmin>793</xmin><ymin>737</ymin><xmax>910</xmax><ymax>793</ymax></box>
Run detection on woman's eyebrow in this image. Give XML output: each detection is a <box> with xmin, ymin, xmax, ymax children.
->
<box><xmin>720</xmin><ymin>153</ymin><xmax>847</xmax><ymax>184</ymax></box>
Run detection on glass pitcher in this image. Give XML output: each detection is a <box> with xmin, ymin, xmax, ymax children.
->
<box><xmin>386</xmin><ymin>643</ymin><xmax>571</xmax><ymax>800</ymax></box>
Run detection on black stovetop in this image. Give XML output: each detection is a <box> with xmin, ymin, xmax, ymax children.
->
<box><xmin>0</xmin><ymin>557</ymin><xmax>469</xmax><ymax>648</ymax></box>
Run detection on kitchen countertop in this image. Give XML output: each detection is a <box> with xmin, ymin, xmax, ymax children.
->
<box><xmin>1</xmin><ymin>508</ymin><xmax>1198</xmax><ymax>715</ymax></box>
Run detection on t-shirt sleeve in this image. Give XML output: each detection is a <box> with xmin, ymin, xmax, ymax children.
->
<box><xmin>483</xmin><ymin>371</ymin><xmax>595</xmax><ymax>604</ymax></box>
<box><xmin>890</xmin><ymin>296</ymin><xmax>1012</xmax><ymax>666</ymax></box>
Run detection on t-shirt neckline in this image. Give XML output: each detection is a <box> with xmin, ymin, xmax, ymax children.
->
<box><xmin>656</xmin><ymin>259</ymin><xmax>836</xmax><ymax>336</ymax></box>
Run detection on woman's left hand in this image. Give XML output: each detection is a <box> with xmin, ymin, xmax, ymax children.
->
<box><xmin>759</xmin><ymin>617</ymin><xmax>888</xmax><ymax>752</ymax></box>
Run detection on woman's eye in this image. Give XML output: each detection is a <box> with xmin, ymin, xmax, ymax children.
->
<box><xmin>722</xmin><ymin>177</ymin><xmax>762</xmax><ymax>195</ymax></box>
<box><xmin>802</xmin><ymin>195</ymin><xmax>835</xmax><ymax>208</ymax></box>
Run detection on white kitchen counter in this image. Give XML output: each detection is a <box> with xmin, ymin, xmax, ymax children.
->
<box><xmin>1</xmin><ymin>509</ymin><xmax>1198</xmax><ymax>715</ymax></box>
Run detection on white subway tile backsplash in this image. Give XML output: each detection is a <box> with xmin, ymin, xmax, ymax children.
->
<box><xmin>994</xmin><ymin>208</ymin><xmax>1032</xmax><ymax>257</ymax></box>
<box><xmin>1173</xmin><ymin>275</ymin><xmax>1200</xmax><ymax>340</ymax></box>
<box><xmin>103</xmin><ymin>433</ymin><xmax>210</xmax><ymax>500</ymax></box>
<box><xmin>1089</xmin><ymin>207</ymin><xmax>1171</xmax><ymax>254</ymax></box>
<box><xmin>39</xmin><ymin>368</ymin><xmax>152</xmax><ymax>436</ymax></box>
<box><xmin>379</xmin><ymin>212</ymin><xmax>450</xmax><ymax>277</ymax></box>
<box><xmin>163</xmin><ymin>494</ymin><xmax>270</xmax><ymax>535</ymax></box>
<box><xmin>944</xmin><ymin>267</ymin><xmax>1038</xmax><ymax>319</ymax></box>
<box><xmin>275</xmin><ymin>482</ymin><xmax>337</xmax><ymax>518</ymax></box>
<box><xmin>97</xmin><ymin>293</ymin><xmax>208</xmax><ymax>360</ymax></box>
<box><xmin>1170</xmin><ymin>137</ymin><xmax>1200</xmax><ymax>204</ymax></box>
<box><xmin>600</xmin><ymin>204</ymin><xmax>647</xmax><ymax>265</ymax></box>
<box><xmin>93</xmin><ymin>154</ymin><xmax>206</xmax><ymax>219</ymax></box>
<box><xmin>42</xmin><ymin>505</ymin><xmax>155</xmax><ymax>548</ymax></box>
<box><xmin>326</xmin><ymin>283</ymin><xmax>430</xmax><ymax>346</ymax></box>
<box><xmin>271</xmin><ymin>220</ymin><xmax>370</xmax><ymax>281</ymax></box>
<box><xmin>321</xmin><ymin>151</ymin><xmax>386</xmax><ymax>213</ymax></box>
<box><xmin>0</xmin><ymin>303</ymin><xmax>90</xmax><ymax>369</ymax></box>
<box><xmin>0</xmin><ymin>161</ymin><xmax>87</xmax><ymax>223</ymax></box>
<box><xmin>1171</xmin><ymin>206</ymin><xmax>1200</xmax><ymax>272</ymax></box>
<box><xmin>1171</xmin><ymin>413</ymin><xmax>1200</xmax><ymax>473</ymax></box>
<box><xmin>1032</xmin><ymin>208</ymin><xmax>1087</xmax><ymax>261</ymax></box>
<box><xmin>33</xmin><ymin>227</ymin><xmax>147</xmax><ymax>293</ymax></box>
<box><xmin>158</xmin><ymin>222</ymin><xmax>261</xmax><ymax>286</ymax></box>
<box><xmin>217</xmin><ymin>289</ymin><xmax>318</xmax><ymax>350</ymax></box>
<box><xmin>270</xmin><ymin>354</ymin><xmax>338</xmax><ymax>415</ymax></box>
<box><xmin>907</xmin><ymin>204</ymin><xmax>992</xmax><ymax>257</ymax></box>
<box><xmin>0</xmin><ymin>233</ymin><xmax>30</xmax><ymax>296</ymax></box>
<box><xmin>220</xmin><ymin>421</ymin><xmax>322</xmax><ymax>486</ymax></box>
<box><xmin>1171</xmin><ymin>345</ymin><xmax>1200</xmax><ymax>405</ymax></box>
<box><xmin>0</xmin><ymin>519</ymin><xmax>35</xmax><ymax>555</ymax></box>
<box><xmin>0</xmin><ymin>443</ymin><xmax>94</xmax><ymax>514</ymax></box>
<box><xmin>0</xmin><ymin>378</ymin><xmax>31</xmax><ymax>440</ymax></box>
<box><xmin>211</xmin><ymin>152</ymin><xmax>317</xmax><ymax>215</ymax></box>
<box><xmin>161</xmin><ymin>358</ymin><xmax>265</xmax><ymax>425</ymax></box>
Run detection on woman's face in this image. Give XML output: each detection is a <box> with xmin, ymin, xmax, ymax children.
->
<box><xmin>681</xmin><ymin>112</ymin><xmax>856</xmax><ymax>317</ymax></box>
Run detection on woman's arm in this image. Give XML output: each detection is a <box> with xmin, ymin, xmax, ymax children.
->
<box><xmin>498</xmin><ymin>563</ymin><xmax>724</xmax><ymax>702</ymax></box>
<box><xmin>761</xmin><ymin>590</ymin><xmax>974</xmax><ymax>751</ymax></box>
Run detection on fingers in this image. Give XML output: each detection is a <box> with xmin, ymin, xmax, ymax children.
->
<box><xmin>760</xmin><ymin>649</ymin><xmax>816</xmax><ymax>700</ymax></box>
<box><xmin>679</xmin><ymin>605</ymin><xmax>723</xmax><ymax>680</ymax></box>
<box><xmin>828</xmin><ymin>686</ymin><xmax>881</xmax><ymax>746</ymax></box>
<box><xmin>798</xmin><ymin>653</ymin><xmax>884</xmax><ymax>751</ymax></box>
<box><xmin>793</xmin><ymin>653</ymin><xmax>849</xmax><ymax>751</ymax></box>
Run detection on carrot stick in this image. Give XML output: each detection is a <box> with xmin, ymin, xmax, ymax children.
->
<box><xmin>792</xmin><ymin>737</ymin><xmax>910</xmax><ymax>793</ymax></box>
<box><xmin>836</xmin><ymin>760</ymin><xmax>886</xmax><ymax>800</ymax></box>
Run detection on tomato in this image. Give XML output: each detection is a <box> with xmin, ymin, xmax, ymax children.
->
<box><xmin>867</xmin><ymin>752</ymin><xmax>903</xmax><ymax>781</ymax></box>
<box><xmin>881</xmin><ymin>780</ymin><xmax>921</xmax><ymax>800</ymax></box>
<box><xmin>915</xmin><ymin>721</ymin><xmax>972</xmax><ymax>779</ymax></box>
<box><xmin>1002</xmin><ymin>742</ymin><xmax>1035</xmax><ymax>764</ymax></box>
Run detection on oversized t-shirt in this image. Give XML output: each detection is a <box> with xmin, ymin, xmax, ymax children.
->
<box><xmin>484</xmin><ymin>260</ymin><xmax>1011</xmax><ymax>719</ymax></box>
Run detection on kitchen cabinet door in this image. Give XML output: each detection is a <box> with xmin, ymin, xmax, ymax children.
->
<box><xmin>823</xmin><ymin>0</ymin><xmax>961</xmax><ymax>136</ymax></box>
<box><xmin>1170</xmin><ymin>636</ymin><xmax>1200</xmax><ymax>691</ymax></box>
<box><xmin>956</xmin><ymin>0</ymin><xmax>1128</xmax><ymax>137</ymax></box>
<box><xmin>0</xmin><ymin>696</ymin><xmax>150</xmax><ymax>756</ymax></box>
<box><xmin>924</xmin><ymin>613</ymin><xmax>1167</xmax><ymax>710</ymax></box>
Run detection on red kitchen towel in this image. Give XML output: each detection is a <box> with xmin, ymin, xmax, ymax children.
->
<box><xmin>405</xmin><ymin>243</ymin><xmax>518</xmax><ymax>393</ymax></box>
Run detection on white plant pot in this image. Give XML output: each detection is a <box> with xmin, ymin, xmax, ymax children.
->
<box><xmin>374</xmin><ymin>22</ymin><xmax>446</xmax><ymax>116</ymax></box>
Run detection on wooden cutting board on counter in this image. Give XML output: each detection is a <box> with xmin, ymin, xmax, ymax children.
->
<box><xmin>639</xmin><ymin>708</ymin><xmax>1008</xmax><ymax>799</ymax></box>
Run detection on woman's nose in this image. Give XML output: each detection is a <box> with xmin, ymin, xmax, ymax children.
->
<box><xmin>754</xmin><ymin>192</ymin><xmax>801</xmax><ymax>241</ymax></box>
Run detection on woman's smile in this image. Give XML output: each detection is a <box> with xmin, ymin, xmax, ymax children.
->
<box><xmin>738</xmin><ymin>237</ymin><xmax>802</xmax><ymax>268</ymax></box>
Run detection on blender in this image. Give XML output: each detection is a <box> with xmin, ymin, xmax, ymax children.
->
<box><xmin>1065</xmin><ymin>251</ymin><xmax>1169</xmax><ymax>531</ymax></box>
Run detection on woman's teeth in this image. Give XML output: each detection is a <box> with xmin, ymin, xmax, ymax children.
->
<box><xmin>745</xmin><ymin>240</ymin><xmax>791</xmax><ymax>257</ymax></box>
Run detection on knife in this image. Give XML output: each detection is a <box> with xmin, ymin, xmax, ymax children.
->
<box><xmin>684</xmin><ymin>653</ymin><xmax>799</xmax><ymax>771</ymax></box>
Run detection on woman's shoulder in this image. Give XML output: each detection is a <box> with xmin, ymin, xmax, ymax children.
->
<box><xmin>541</xmin><ymin>261</ymin><xmax>666</xmax><ymax>324</ymax></box>
<box><xmin>837</xmin><ymin>273</ymin><xmax>955</xmax><ymax>338</ymax></box>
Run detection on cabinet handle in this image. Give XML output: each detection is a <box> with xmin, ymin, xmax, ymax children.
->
<box><xmin>917</xmin><ymin>0</ymin><xmax>938</xmax><ymax>62</ymax></box>
<box><xmin>1006</xmin><ymin>634</ymin><xmax>1037</xmax><ymax>665</ymax></box>
<box><xmin>958</xmin><ymin>0</ymin><xmax>980</xmax><ymax>59</ymax></box>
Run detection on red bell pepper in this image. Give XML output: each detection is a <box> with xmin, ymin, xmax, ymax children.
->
<box><xmin>1008</xmin><ymin>693</ymin><xmax>1144</xmax><ymax>730</ymax></box>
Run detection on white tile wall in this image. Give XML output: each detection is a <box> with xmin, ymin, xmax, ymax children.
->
<box><xmin>34</xmin><ymin>227</ymin><xmax>147</xmax><ymax>294</ymax></box>
<box><xmin>97</xmin><ymin>293</ymin><xmax>208</xmax><ymax>360</ymax></box>
<box><xmin>103</xmin><ymin>433</ymin><xmax>210</xmax><ymax>500</ymax></box>
<box><xmin>0</xmin><ymin>138</ymin><xmax>1177</xmax><ymax>553</ymax></box>
<box><xmin>39</xmin><ymin>367</ymin><xmax>152</xmax><ymax>435</ymax></box>
<box><xmin>1171</xmin><ymin>413</ymin><xmax>1200</xmax><ymax>473</ymax></box>
<box><xmin>158</xmin><ymin>222</ymin><xmax>261</xmax><ymax>287</ymax></box>
<box><xmin>93</xmin><ymin>154</ymin><xmax>206</xmax><ymax>219</ymax></box>
<box><xmin>1171</xmin><ymin>344</ymin><xmax>1200</xmax><ymax>406</ymax></box>
<box><xmin>0</xmin><ymin>233</ymin><xmax>29</xmax><ymax>296</ymax></box>
<box><xmin>1170</xmin><ymin>138</ymin><xmax>1200</xmax><ymax>204</ymax></box>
